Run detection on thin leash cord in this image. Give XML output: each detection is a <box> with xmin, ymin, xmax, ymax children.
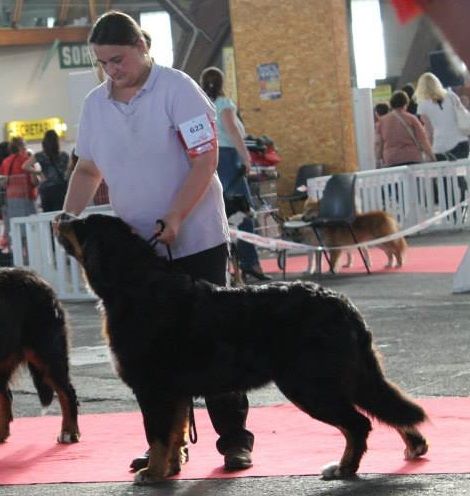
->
<box><xmin>189</xmin><ymin>399</ymin><xmax>198</xmax><ymax>444</ymax></box>
<box><xmin>147</xmin><ymin>219</ymin><xmax>173</xmax><ymax>262</ymax></box>
<box><xmin>147</xmin><ymin>220</ymin><xmax>197</xmax><ymax>443</ymax></box>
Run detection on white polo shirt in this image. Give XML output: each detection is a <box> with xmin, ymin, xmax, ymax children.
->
<box><xmin>76</xmin><ymin>64</ymin><xmax>229</xmax><ymax>259</ymax></box>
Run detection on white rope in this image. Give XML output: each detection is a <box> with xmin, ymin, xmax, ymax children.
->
<box><xmin>229</xmin><ymin>200</ymin><xmax>469</xmax><ymax>253</ymax></box>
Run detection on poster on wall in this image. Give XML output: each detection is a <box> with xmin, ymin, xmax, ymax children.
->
<box><xmin>257</xmin><ymin>63</ymin><xmax>281</xmax><ymax>100</ymax></box>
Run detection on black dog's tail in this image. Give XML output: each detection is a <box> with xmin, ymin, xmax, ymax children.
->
<box><xmin>353</xmin><ymin>317</ymin><xmax>426</xmax><ymax>426</ymax></box>
<box><xmin>28</xmin><ymin>363</ymin><xmax>54</xmax><ymax>407</ymax></box>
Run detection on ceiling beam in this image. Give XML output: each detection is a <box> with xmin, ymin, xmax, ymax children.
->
<box><xmin>0</xmin><ymin>27</ymin><xmax>90</xmax><ymax>46</ymax></box>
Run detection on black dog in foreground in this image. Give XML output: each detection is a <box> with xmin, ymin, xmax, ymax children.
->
<box><xmin>57</xmin><ymin>214</ymin><xmax>428</xmax><ymax>485</ymax></box>
<box><xmin>0</xmin><ymin>268</ymin><xmax>80</xmax><ymax>444</ymax></box>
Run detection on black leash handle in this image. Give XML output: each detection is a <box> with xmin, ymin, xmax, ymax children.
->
<box><xmin>147</xmin><ymin>219</ymin><xmax>173</xmax><ymax>262</ymax></box>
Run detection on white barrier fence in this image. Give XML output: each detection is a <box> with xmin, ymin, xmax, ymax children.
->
<box><xmin>307</xmin><ymin>159</ymin><xmax>470</xmax><ymax>230</ymax></box>
<box><xmin>10</xmin><ymin>205</ymin><xmax>113</xmax><ymax>301</ymax></box>
<box><xmin>8</xmin><ymin>159</ymin><xmax>470</xmax><ymax>300</ymax></box>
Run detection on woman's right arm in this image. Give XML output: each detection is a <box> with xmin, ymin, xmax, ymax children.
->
<box><xmin>63</xmin><ymin>158</ymin><xmax>102</xmax><ymax>216</ymax></box>
<box><xmin>220</xmin><ymin>108</ymin><xmax>252</xmax><ymax>171</ymax></box>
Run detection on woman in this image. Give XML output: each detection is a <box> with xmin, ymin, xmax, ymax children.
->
<box><xmin>56</xmin><ymin>10</ymin><xmax>253</xmax><ymax>475</ymax></box>
<box><xmin>376</xmin><ymin>90</ymin><xmax>435</xmax><ymax>167</ymax></box>
<box><xmin>416</xmin><ymin>72</ymin><xmax>469</xmax><ymax>161</ymax></box>
<box><xmin>23</xmin><ymin>130</ymin><xmax>69</xmax><ymax>212</ymax></box>
<box><xmin>200</xmin><ymin>66</ymin><xmax>270</xmax><ymax>281</ymax></box>
<box><xmin>0</xmin><ymin>137</ymin><xmax>37</xmax><ymax>249</ymax></box>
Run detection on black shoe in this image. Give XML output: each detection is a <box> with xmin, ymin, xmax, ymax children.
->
<box><xmin>130</xmin><ymin>450</ymin><xmax>150</xmax><ymax>472</ymax></box>
<box><xmin>242</xmin><ymin>268</ymin><xmax>272</xmax><ymax>282</ymax></box>
<box><xmin>224</xmin><ymin>448</ymin><xmax>253</xmax><ymax>471</ymax></box>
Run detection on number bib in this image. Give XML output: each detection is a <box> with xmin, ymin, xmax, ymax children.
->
<box><xmin>178</xmin><ymin>114</ymin><xmax>215</xmax><ymax>150</ymax></box>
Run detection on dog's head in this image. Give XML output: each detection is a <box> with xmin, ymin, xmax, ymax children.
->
<box><xmin>57</xmin><ymin>214</ymin><xmax>169</xmax><ymax>296</ymax></box>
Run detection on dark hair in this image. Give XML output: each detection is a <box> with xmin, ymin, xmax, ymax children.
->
<box><xmin>142</xmin><ymin>29</ymin><xmax>151</xmax><ymax>49</ymax></box>
<box><xmin>374</xmin><ymin>102</ymin><xmax>390</xmax><ymax>117</ymax></box>
<box><xmin>401</xmin><ymin>83</ymin><xmax>415</xmax><ymax>100</ymax></box>
<box><xmin>200</xmin><ymin>67</ymin><xmax>224</xmax><ymax>101</ymax></box>
<box><xmin>390</xmin><ymin>90</ymin><xmax>409</xmax><ymax>109</ymax></box>
<box><xmin>10</xmin><ymin>137</ymin><xmax>25</xmax><ymax>154</ymax></box>
<box><xmin>89</xmin><ymin>10</ymin><xmax>142</xmax><ymax>46</ymax></box>
<box><xmin>42</xmin><ymin>129</ymin><xmax>60</xmax><ymax>160</ymax></box>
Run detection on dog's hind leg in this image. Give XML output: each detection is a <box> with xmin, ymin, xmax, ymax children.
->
<box><xmin>0</xmin><ymin>379</ymin><xmax>13</xmax><ymax>442</ymax></box>
<box><xmin>27</xmin><ymin>352</ymin><xmax>80</xmax><ymax>444</ymax></box>
<box><xmin>0</xmin><ymin>356</ymin><xmax>21</xmax><ymax>442</ymax></box>
<box><xmin>276</xmin><ymin>380</ymin><xmax>371</xmax><ymax>479</ymax></box>
<box><xmin>397</xmin><ymin>425</ymin><xmax>428</xmax><ymax>460</ymax></box>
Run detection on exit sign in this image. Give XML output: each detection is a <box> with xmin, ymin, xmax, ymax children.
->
<box><xmin>58</xmin><ymin>42</ymin><xmax>92</xmax><ymax>69</ymax></box>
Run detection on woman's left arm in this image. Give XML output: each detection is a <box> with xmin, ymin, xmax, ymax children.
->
<box><xmin>413</xmin><ymin>117</ymin><xmax>435</xmax><ymax>161</ymax></box>
<box><xmin>156</xmin><ymin>147</ymin><xmax>219</xmax><ymax>244</ymax></box>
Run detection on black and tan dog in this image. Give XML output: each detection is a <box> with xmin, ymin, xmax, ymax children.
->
<box><xmin>0</xmin><ymin>268</ymin><xmax>80</xmax><ymax>444</ymax></box>
<box><xmin>57</xmin><ymin>214</ymin><xmax>428</xmax><ymax>485</ymax></box>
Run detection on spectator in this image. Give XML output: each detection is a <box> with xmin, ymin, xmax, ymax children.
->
<box><xmin>0</xmin><ymin>137</ymin><xmax>37</xmax><ymax>249</ymax></box>
<box><xmin>415</xmin><ymin>72</ymin><xmax>469</xmax><ymax>162</ymax></box>
<box><xmin>402</xmin><ymin>83</ymin><xmax>418</xmax><ymax>115</ymax></box>
<box><xmin>200</xmin><ymin>66</ymin><xmax>271</xmax><ymax>281</ymax></box>
<box><xmin>376</xmin><ymin>90</ymin><xmax>435</xmax><ymax>167</ymax></box>
<box><xmin>22</xmin><ymin>130</ymin><xmax>69</xmax><ymax>212</ymax></box>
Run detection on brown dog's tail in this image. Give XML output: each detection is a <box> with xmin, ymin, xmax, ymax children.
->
<box><xmin>28</xmin><ymin>363</ymin><xmax>54</xmax><ymax>407</ymax></box>
<box><xmin>353</xmin><ymin>320</ymin><xmax>426</xmax><ymax>426</ymax></box>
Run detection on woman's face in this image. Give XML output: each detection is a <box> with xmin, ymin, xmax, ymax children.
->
<box><xmin>92</xmin><ymin>41</ymin><xmax>148</xmax><ymax>89</ymax></box>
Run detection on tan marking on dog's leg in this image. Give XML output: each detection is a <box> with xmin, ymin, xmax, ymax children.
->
<box><xmin>168</xmin><ymin>400</ymin><xmax>191</xmax><ymax>476</ymax></box>
<box><xmin>397</xmin><ymin>425</ymin><xmax>428</xmax><ymax>460</ymax></box>
<box><xmin>134</xmin><ymin>440</ymin><xmax>171</xmax><ymax>485</ymax></box>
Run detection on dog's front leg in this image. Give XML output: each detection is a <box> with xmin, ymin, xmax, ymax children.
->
<box><xmin>133</xmin><ymin>392</ymin><xmax>189</xmax><ymax>485</ymax></box>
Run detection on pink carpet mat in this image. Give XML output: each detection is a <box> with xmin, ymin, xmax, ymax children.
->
<box><xmin>1</xmin><ymin>397</ymin><xmax>469</xmax><ymax>484</ymax></box>
<box><xmin>261</xmin><ymin>245</ymin><xmax>467</xmax><ymax>274</ymax></box>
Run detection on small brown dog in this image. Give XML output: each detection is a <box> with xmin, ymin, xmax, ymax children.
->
<box><xmin>291</xmin><ymin>198</ymin><xmax>407</xmax><ymax>271</ymax></box>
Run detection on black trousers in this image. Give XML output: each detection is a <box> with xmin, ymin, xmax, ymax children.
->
<box><xmin>172</xmin><ymin>243</ymin><xmax>254</xmax><ymax>454</ymax></box>
<box><xmin>435</xmin><ymin>140</ymin><xmax>469</xmax><ymax>204</ymax></box>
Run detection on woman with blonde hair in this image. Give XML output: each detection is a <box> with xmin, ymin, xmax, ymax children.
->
<box><xmin>416</xmin><ymin>71</ymin><xmax>469</xmax><ymax>161</ymax></box>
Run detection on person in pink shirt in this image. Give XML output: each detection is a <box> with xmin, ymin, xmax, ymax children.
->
<box><xmin>376</xmin><ymin>91</ymin><xmax>435</xmax><ymax>167</ymax></box>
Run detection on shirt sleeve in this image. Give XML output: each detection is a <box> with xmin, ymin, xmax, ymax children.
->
<box><xmin>75</xmin><ymin>96</ymin><xmax>94</xmax><ymax>161</ymax></box>
<box><xmin>169</xmin><ymin>71</ymin><xmax>216</xmax><ymax>127</ymax></box>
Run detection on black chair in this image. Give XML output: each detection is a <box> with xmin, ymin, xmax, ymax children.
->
<box><xmin>307</xmin><ymin>173</ymin><xmax>371</xmax><ymax>274</ymax></box>
<box><xmin>278</xmin><ymin>164</ymin><xmax>324</xmax><ymax>214</ymax></box>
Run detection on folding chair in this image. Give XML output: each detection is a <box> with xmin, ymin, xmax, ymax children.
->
<box><xmin>307</xmin><ymin>173</ymin><xmax>371</xmax><ymax>274</ymax></box>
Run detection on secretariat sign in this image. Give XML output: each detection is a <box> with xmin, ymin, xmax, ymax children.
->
<box><xmin>5</xmin><ymin>118</ymin><xmax>66</xmax><ymax>141</ymax></box>
<box><xmin>58</xmin><ymin>42</ymin><xmax>92</xmax><ymax>69</ymax></box>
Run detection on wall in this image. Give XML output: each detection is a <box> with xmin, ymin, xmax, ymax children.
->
<box><xmin>0</xmin><ymin>45</ymin><xmax>95</xmax><ymax>150</ymax></box>
<box><xmin>229</xmin><ymin>0</ymin><xmax>357</xmax><ymax>195</ymax></box>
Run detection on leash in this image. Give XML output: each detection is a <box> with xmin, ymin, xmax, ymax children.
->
<box><xmin>188</xmin><ymin>401</ymin><xmax>198</xmax><ymax>444</ymax></box>
<box><xmin>147</xmin><ymin>219</ymin><xmax>173</xmax><ymax>262</ymax></box>
<box><xmin>146</xmin><ymin>219</ymin><xmax>198</xmax><ymax>444</ymax></box>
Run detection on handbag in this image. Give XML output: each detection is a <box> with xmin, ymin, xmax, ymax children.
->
<box><xmin>449</xmin><ymin>90</ymin><xmax>470</xmax><ymax>135</ymax></box>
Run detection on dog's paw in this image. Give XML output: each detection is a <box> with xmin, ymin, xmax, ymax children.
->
<box><xmin>134</xmin><ymin>468</ymin><xmax>166</xmax><ymax>485</ymax></box>
<box><xmin>321</xmin><ymin>461</ymin><xmax>357</xmax><ymax>480</ymax></box>
<box><xmin>57</xmin><ymin>430</ymin><xmax>80</xmax><ymax>444</ymax></box>
<box><xmin>404</xmin><ymin>441</ymin><xmax>428</xmax><ymax>460</ymax></box>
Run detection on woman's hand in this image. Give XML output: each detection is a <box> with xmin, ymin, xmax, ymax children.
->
<box><xmin>153</xmin><ymin>213</ymin><xmax>181</xmax><ymax>245</ymax></box>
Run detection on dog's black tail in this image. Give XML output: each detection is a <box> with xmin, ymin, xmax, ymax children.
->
<box><xmin>352</xmin><ymin>315</ymin><xmax>426</xmax><ymax>427</ymax></box>
<box><xmin>28</xmin><ymin>363</ymin><xmax>54</xmax><ymax>407</ymax></box>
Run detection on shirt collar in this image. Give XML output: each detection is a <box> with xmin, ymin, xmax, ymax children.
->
<box><xmin>105</xmin><ymin>63</ymin><xmax>160</xmax><ymax>100</ymax></box>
